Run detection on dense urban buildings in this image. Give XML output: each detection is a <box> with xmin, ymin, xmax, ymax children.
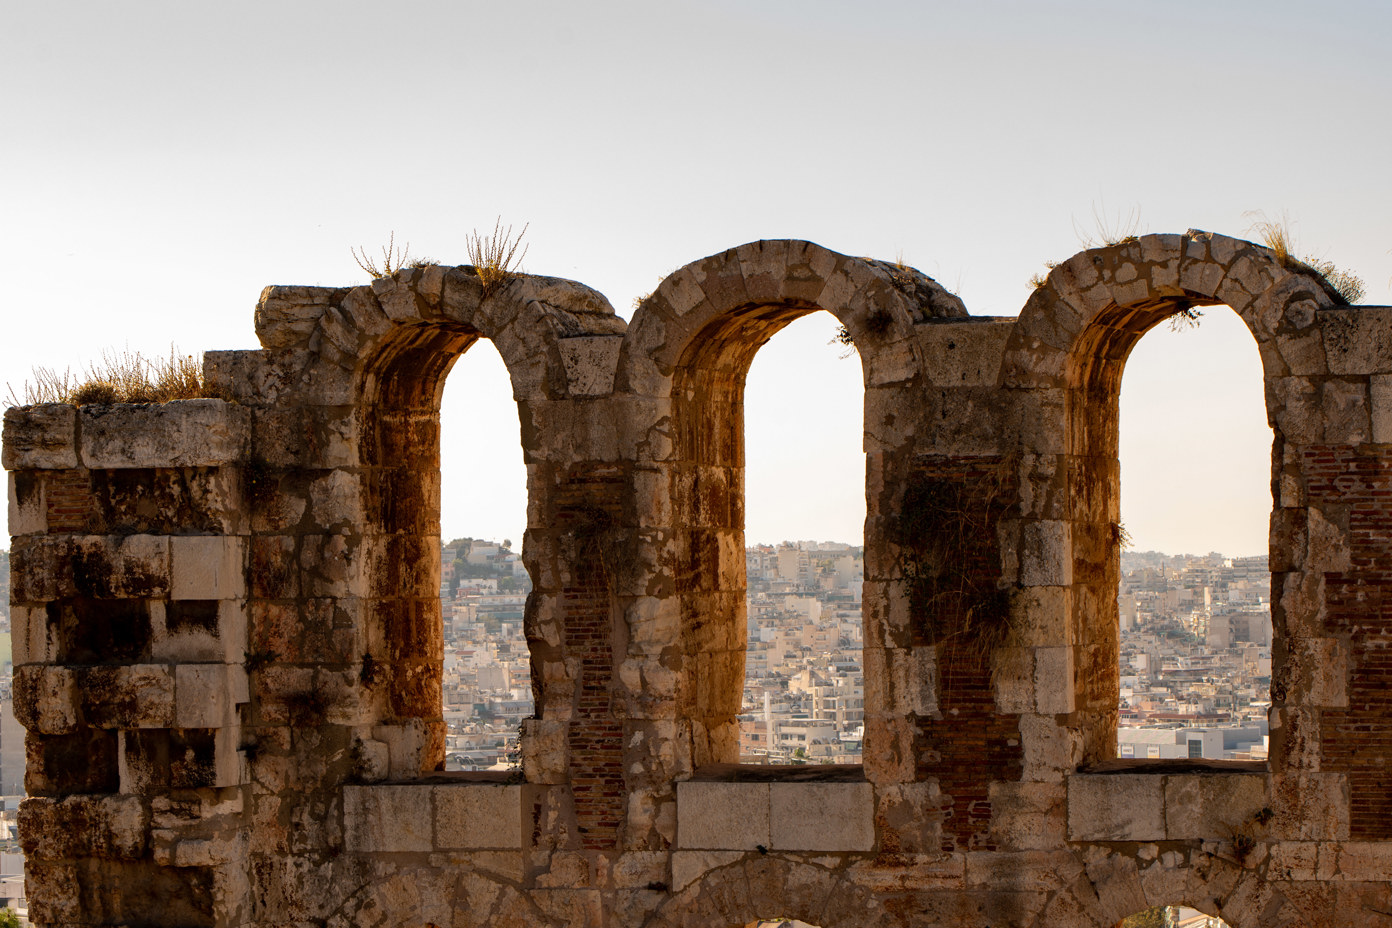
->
<box><xmin>423</xmin><ymin>537</ymin><xmax>1271</xmax><ymax>771</ymax></box>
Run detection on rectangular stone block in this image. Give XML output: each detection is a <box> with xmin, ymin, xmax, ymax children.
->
<box><xmin>1067</xmin><ymin>774</ymin><xmax>1165</xmax><ymax>841</ymax></box>
<box><xmin>344</xmin><ymin>784</ymin><xmax>434</xmax><ymax>853</ymax></box>
<box><xmin>11</xmin><ymin>604</ymin><xmax>56</xmax><ymax>667</ymax></box>
<box><xmin>1019</xmin><ymin>520</ymin><xmax>1072</xmax><ymax>586</ymax></box>
<box><xmin>1034</xmin><ymin>647</ymin><xmax>1076</xmax><ymax>715</ymax></box>
<box><xmin>80</xmin><ymin>664</ymin><xmax>176</xmax><ymax>729</ymax></box>
<box><xmin>2</xmin><ymin>404</ymin><xmax>78</xmax><ymax>469</ymax></box>
<box><xmin>175</xmin><ymin>664</ymin><xmax>236</xmax><ymax>729</ymax></box>
<box><xmin>170</xmin><ymin>535</ymin><xmax>246</xmax><ymax>600</ymax></box>
<box><xmin>1163</xmin><ymin>773</ymin><xmax>1269</xmax><ymax>839</ymax></box>
<box><xmin>79</xmin><ymin>399</ymin><xmax>249</xmax><ymax>468</ymax></box>
<box><xmin>1322</xmin><ymin>306</ymin><xmax>1392</xmax><ymax>376</ymax></box>
<box><xmin>676</xmin><ymin>781</ymin><xmax>769</xmax><ymax>850</ymax></box>
<box><xmin>988</xmin><ymin>781</ymin><xmax>1067</xmax><ymax>850</ymax></box>
<box><xmin>558</xmin><ymin>336</ymin><xmax>622</xmax><ymax>397</ymax></box>
<box><xmin>770</xmin><ymin>781</ymin><xmax>874</xmax><ymax>852</ymax></box>
<box><xmin>13</xmin><ymin>665</ymin><xmax>79</xmax><ymax>734</ymax></box>
<box><xmin>1330</xmin><ymin>842</ymin><xmax>1392</xmax><ymax>881</ymax></box>
<box><xmin>434</xmin><ymin>784</ymin><xmax>523</xmax><ymax>850</ymax></box>
<box><xmin>151</xmin><ymin>600</ymin><xmax>247</xmax><ymax>663</ymax></box>
<box><xmin>1371</xmin><ymin>374</ymin><xmax>1392</xmax><ymax>443</ymax></box>
<box><xmin>918</xmin><ymin>319</ymin><xmax>1015</xmax><ymax>387</ymax></box>
<box><xmin>8</xmin><ymin>471</ymin><xmax>46</xmax><ymax>534</ymax></box>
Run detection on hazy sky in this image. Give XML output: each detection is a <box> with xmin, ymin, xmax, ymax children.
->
<box><xmin>5</xmin><ymin>1</ymin><xmax>1390</xmax><ymax>557</ymax></box>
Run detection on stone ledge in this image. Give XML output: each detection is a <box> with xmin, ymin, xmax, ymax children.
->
<box><xmin>1067</xmin><ymin>769</ymin><xmax>1270</xmax><ymax>842</ymax></box>
<box><xmin>677</xmin><ymin>778</ymin><xmax>874</xmax><ymax>852</ymax></box>
<box><xmin>343</xmin><ymin>782</ymin><xmax>524</xmax><ymax>854</ymax></box>
<box><xmin>79</xmin><ymin>399</ymin><xmax>249</xmax><ymax>469</ymax></box>
<box><xmin>3</xmin><ymin>404</ymin><xmax>78</xmax><ymax>470</ymax></box>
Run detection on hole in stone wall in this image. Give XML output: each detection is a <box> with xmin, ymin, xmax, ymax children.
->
<box><xmin>740</xmin><ymin>311</ymin><xmax>866</xmax><ymax>766</ymax></box>
<box><xmin>1115</xmin><ymin>307</ymin><xmax>1273</xmax><ymax>762</ymax></box>
<box><xmin>744</xmin><ymin>920</ymin><xmax>823</xmax><ymax>928</ymax></box>
<box><xmin>436</xmin><ymin>337</ymin><xmax>531</xmax><ymax>772</ymax></box>
<box><xmin>1119</xmin><ymin>905</ymin><xmax>1230</xmax><ymax>927</ymax></box>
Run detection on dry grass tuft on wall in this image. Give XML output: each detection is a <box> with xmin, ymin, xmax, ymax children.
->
<box><xmin>7</xmin><ymin>347</ymin><xmax>208</xmax><ymax>407</ymax></box>
<box><xmin>467</xmin><ymin>218</ymin><xmax>528</xmax><ymax>293</ymax></box>
<box><xmin>352</xmin><ymin>231</ymin><xmax>413</xmax><ymax>279</ymax></box>
<box><xmin>1247</xmin><ymin>213</ymin><xmax>1366</xmax><ymax>305</ymax></box>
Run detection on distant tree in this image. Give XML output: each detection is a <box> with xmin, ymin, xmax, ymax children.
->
<box><xmin>0</xmin><ymin>908</ymin><xmax>20</xmax><ymax>928</ymax></box>
<box><xmin>1120</xmin><ymin>906</ymin><xmax>1175</xmax><ymax>928</ymax></box>
<box><xmin>502</xmin><ymin>538</ymin><xmax>513</xmax><ymax>552</ymax></box>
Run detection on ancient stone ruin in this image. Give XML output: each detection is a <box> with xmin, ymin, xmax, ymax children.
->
<box><xmin>5</xmin><ymin>232</ymin><xmax>1392</xmax><ymax>927</ymax></box>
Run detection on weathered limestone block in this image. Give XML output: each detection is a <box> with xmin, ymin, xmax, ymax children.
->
<box><xmin>434</xmin><ymin>784</ymin><xmax>523</xmax><ymax>850</ymax></box>
<box><xmin>80</xmin><ymin>399</ymin><xmax>249</xmax><ymax>468</ymax></box>
<box><xmin>80</xmin><ymin>664</ymin><xmax>176</xmax><ymax>729</ymax></box>
<box><xmin>254</xmin><ymin>284</ymin><xmax>343</xmax><ymax>350</ymax></box>
<box><xmin>343</xmin><ymin>785</ymin><xmax>434</xmax><ymax>853</ymax></box>
<box><xmin>9</xmin><ymin>534</ymin><xmax>169</xmax><ymax>602</ymax></box>
<box><xmin>1019</xmin><ymin>520</ymin><xmax>1072</xmax><ymax>587</ymax></box>
<box><xmin>675</xmin><ymin>781</ymin><xmax>769</xmax><ymax>850</ymax></box>
<box><xmin>1163</xmin><ymin>773</ymin><xmax>1269</xmax><ymax>838</ymax></box>
<box><xmin>558</xmin><ymin>335</ymin><xmax>622</xmax><ymax>397</ymax></box>
<box><xmin>1067</xmin><ymin>774</ymin><xmax>1165</xmax><ymax>841</ymax></box>
<box><xmin>19</xmin><ymin>794</ymin><xmax>148</xmax><ymax>860</ymax></box>
<box><xmin>170</xmin><ymin>534</ymin><xmax>246</xmax><ymax>600</ymax></box>
<box><xmin>1322</xmin><ymin>307</ymin><xmax>1392</xmax><ymax>376</ymax></box>
<box><xmin>2</xmin><ymin>404</ymin><xmax>78</xmax><ymax>469</ymax></box>
<box><xmin>1270</xmin><ymin>772</ymin><xmax>1350</xmax><ymax>841</ymax></box>
<box><xmin>174</xmin><ymin>664</ymin><xmax>248</xmax><ymax>728</ymax></box>
<box><xmin>770</xmin><ymin>782</ymin><xmax>874</xmax><ymax>852</ymax></box>
<box><xmin>8</xmin><ymin>471</ymin><xmax>46</xmax><ymax>536</ymax></box>
<box><xmin>989</xmin><ymin>781</ymin><xmax>1067</xmax><ymax>851</ymax></box>
<box><xmin>152</xmin><ymin>600</ymin><xmax>247</xmax><ymax>664</ymax></box>
<box><xmin>1033</xmin><ymin>646</ymin><xmax>1076</xmax><ymax>715</ymax></box>
<box><xmin>12</xmin><ymin>665</ymin><xmax>79</xmax><ymax>733</ymax></box>
<box><xmin>917</xmin><ymin>318</ymin><xmax>1015</xmax><ymax>387</ymax></box>
<box><xmin>1371</xmin><ymin>372</ymin><xmax>1392</xmax><ymax>443</ymax></box>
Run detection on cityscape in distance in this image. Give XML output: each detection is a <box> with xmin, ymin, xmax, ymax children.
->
<box><xmin>425</xmin><ymin>536</ymin><xmax>1271</xmax><ymax>771</ymax></box>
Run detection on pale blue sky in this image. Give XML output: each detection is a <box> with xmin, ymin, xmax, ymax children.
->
<box><xmin>4</xmin><ymin>1</ymin><xmax>1389</xmax><ymax>555</ymax></box>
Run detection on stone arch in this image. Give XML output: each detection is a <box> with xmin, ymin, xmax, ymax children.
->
<box><xmin>1032</xmin><ymin>847</ymin><xmax>1311</xmax><ymax>928</ymax></box>
<box><xmin>250</xmin><ymin>265</ymin><xmax>623</xmax><ymax>775</ymax></box>
<box><xmin>645</xmin><ymin>857</ymin><xmax>890</xmax><ymax>928</ymax></box>
<box><xmin>616</xmin><ymin>240</ymin><xmax>966</xmax><ymax>770</ymax></box>
<box><xmin>1000</xmin><ymin>231</ymin><xmax>1341</xmax><ymax>767</ymax></box>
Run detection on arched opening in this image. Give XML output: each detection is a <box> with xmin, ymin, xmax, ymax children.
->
<box><xmin>670</xmin><ymin>300</ymin><xmax>827</xmax><ymax>768</ymax></box>
<box><xmin>1119</xmin><ymin>905</ymin><xmax>1231</xmax><ymax>927</ymax></box>
<box><xmin>741</xmin><ymin>312</ymin><xmax>865</xmax><ymax>765</ymax></box>
<box><xmin>1116</xmin><ymin>309</ymin><xmax>1273</xmax><ymax>761</ymax></box>
<box><xmin>360</xmin><ymin>322</ymin><xmax>529</xmax><ymax>776</ymax></box>
<box><xmin>437</xmin><ymin>337</ymin><xmax>530</xmax><ymax>771</ymax></box>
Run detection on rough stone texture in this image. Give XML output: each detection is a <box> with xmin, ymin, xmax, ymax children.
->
<box><xmin>6</xmin><ymin>235</ymin><xmax>1392</xmax><ymax>927</ymax></box>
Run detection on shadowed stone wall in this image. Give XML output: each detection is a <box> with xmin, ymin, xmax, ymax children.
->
<box><xmin>7</xmin><ymin>233</ymin><xmax>1392</xmax><ymax>927</ymax></box>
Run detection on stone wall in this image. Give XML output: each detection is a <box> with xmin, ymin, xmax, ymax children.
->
<box><xmin>6</xmin><ymin>233</ymin><xmax>1392</xmax><ymax>927</ymax></box>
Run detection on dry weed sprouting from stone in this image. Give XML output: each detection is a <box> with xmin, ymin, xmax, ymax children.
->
<box><xmin>1027</xmin><ymin>260</ymin><xmax>1060</xmax><ymax>290</ymax></box>
<box><xmin>467</xmin><ymin>218</ymin><xmax>528</xmax><ymax>293</ymax></box>
<box><xmin>6</xmin><ymin>347</ymin><xmax>207</xmax><ymax>407</ymax></box>
<box><xmin>1074</xmin><ymin>204</ymin><xmax>1143</xmax><ymax>248</ymax></box>
<box><xmin>352</xmin><ymin>231</ymin><xmax>412</xmax><ymax>279</ymax></box>
<box><xmin>1247</xmin><ymin>212</ymin><xmax>1366</xmax><ymax>305</ymax></box>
